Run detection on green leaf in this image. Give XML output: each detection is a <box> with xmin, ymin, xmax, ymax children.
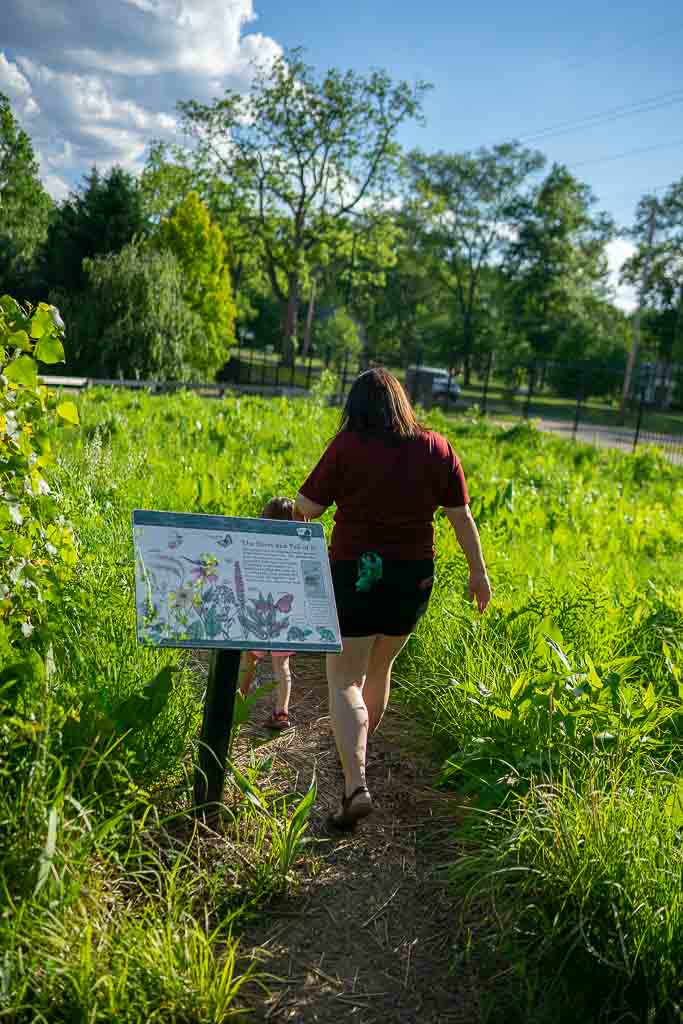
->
<box><xmin>492</xmin><ymin>707</ymin><xmax>512</xmax><ymax>720</ymax></box>
<box><xmin>35</xmin><ymin>334</ymin><xmax>65</xmax><ymax>364</ymax></box>
<box><xmin>4</xmin><ymin>354</ymin><xmax>38</xmax><ymax>387</ymax></box>
<box><xmin>34</xmin><ymin>806</ymin><xmax>59</xmax><ymax>895</ymax></box>
<box><xmin>664</xmin><ymin>780</ymin><xmax>683</xmax><ymax>827</ymax></box>
<box><xmin>510</xmin><ymin>675</ymin><xmax>528</xmax><ymax>701</ymax></box>
<box><xmin>227</xmin><ymin>759</ymin><xmax>267</xmax><ymax>812</ymax></box>
<box><xmin>56</xmin><ymin>401</ymin><xmax>80</xmax><ymax>425</ymax></box>
<box><xmin>29</xmin><ymin>307</ymin><xmax>53</xmax><ymax>339</ymax></box>
<box><xmin>643</xmin><ymin>683</ymin><xmax>657</xmax><ymax>711</ymax></box>
<box><xmin>544</xmin><ymin>636</ymin><xmax>572</xmax><ymax>672</ymax></box>
<box><xmin>111</xmin><ymin>666</ymin><xmax>174</xmax><ymax>732</ymax></box>
<box><xmin>9</xmin><ymin>330</ymin><xmax>31</xmax><ymax>351</ymax></box>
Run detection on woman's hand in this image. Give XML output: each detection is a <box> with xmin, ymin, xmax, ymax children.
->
<box><xmin>294</xmin><ymin>491</ymin><xmax>327</xmax><ymax>521</ymax></box>
<box><xmin>468</xmin><ymin>570</ymin><xmax>492</xmax><ymax>613</ymax></box>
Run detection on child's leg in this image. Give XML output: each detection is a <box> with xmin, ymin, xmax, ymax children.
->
<box><xmin>271</xmin><ymin>655</ymin><xmax>292</xmax><ymax>715</ymax></box>
<box><xmin>239</xmin><ymin>652</ymin><xmax>258</xmax><ymax>697</ymax></box>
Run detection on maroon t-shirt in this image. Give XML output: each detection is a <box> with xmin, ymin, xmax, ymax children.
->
<box><xmin>299</xmin><ymin>429</ymin><xmax>469</xmax><ymax>561</ymax></box>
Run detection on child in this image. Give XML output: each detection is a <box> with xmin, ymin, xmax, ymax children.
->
<box><xmin>238</xmin><ymin>497</ymin><xmax>295</xmax><ymax>730</ymax></box>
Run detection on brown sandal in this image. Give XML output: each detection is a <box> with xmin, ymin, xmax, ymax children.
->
<box><xmin>327</xmin><ymin>786</ymin><xmax>373</xmax><ymax>830</ymax></box>
<box><xmin>265</xmin><ymin>710</ymin><xmax>292</xmax><ymax>731</ymax></box>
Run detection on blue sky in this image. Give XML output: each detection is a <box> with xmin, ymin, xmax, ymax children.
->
<box><xmin>255</xmin><ymin>0</ymin><xmax>681</xmax><ymax>231</ymax></box>
<box><xmin>1</xmin><ymin>0</ymin><xmax>680</xmax><ymax>307</ymax></box>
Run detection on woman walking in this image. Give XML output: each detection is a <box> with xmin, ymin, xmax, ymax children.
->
<box><xmin>294</xmin><ymin>368</ymin><xmax>491</xmax><ymax>829</ymax></box>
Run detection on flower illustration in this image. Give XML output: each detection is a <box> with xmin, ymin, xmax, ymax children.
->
<box><xmin>184</xmin><ymin>555</ymin><xmax>219</xmax><ymax>585</ymax></box>
<box><xmin>171</xmin><ymin>586</ymin><xmax>195</xmax><ymax>610</ymax></box>
<box><xmin>275</xmin><ymin>593</ymin><xmax>294</xmax><ymax>613</ymax></box>
<box><xmin>234</xmin><ymin>562</ymin><xmax>245</xmax><ymax>607</ymax></box>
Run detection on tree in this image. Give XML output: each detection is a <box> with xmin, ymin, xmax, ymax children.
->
<box><xmin>404</xmin><ymin>143</ymin><xmax>545</xmax><ymax>381</ymax></box>
<box><xmin>58</xmin><ymin>242</ymin><xmax>203</xmax><ymax>380</ymax></box>
<box><xmin>0</xmin><ymin>93</ymin><xmax>53</xmax><ymax>294</ymax></box>
<box><xmin>142</xmin><ymin>142</ymin><xmax>271</xmax><ymax>326</ymax></box>
<box><xmin>623</xmin><ymin>183</ymin><xmax>683</xmax><ymax>366</ymax></box>
<box><xmin>506</xmin><ymin>164</ymin><xmax>613</xmax><ymax>363</ymax></box>
<box><xmin>154</xmin><ymin>191</ymin><xmax>236</xmax><ymax>376</ymax></box>
<box><xmin>315</xmin><ymin>308</ymin><xmax>362</xmax><ymax>367</ymax></box>
<box><xmin>178</xmin><ymin>49</ymin><xmax>429</xmax><ymax>363</ymax></box>
<box><xmin>40</xmin><ymin>166</ymin><xmax>147</xmax><ymax>294</ymax></box>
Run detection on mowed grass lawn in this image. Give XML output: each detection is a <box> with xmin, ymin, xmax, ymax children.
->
<box><xmin>2</xmin><ymin>387</ymin><xmax>681</xmax><ymax>1023</ymax></box>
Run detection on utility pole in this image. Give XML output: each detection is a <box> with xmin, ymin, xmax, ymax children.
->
<box><xmin>618</xmin><ymin>201</ymin><xmax>658</xmax><ymax>422</ymax></box>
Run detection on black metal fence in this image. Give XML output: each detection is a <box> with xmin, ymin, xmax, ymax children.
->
<box><xmin>42</xmin><ymin>346</ymin><xmax>683</xmax><ymax>464</ymax></box>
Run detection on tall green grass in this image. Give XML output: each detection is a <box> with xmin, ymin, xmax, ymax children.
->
<box><xmin>398</xmin><ymin>414</ymin><xmax>683</xmax><ymax>1022</ymax></box>
<box><xmin>2</xmin><ymin>387</ymin><xmax>681</xmax><ymax>1021</ymax></box>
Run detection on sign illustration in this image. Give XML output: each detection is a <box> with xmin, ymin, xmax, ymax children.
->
<box><xmin>132</xmin><ymin>509</ymin><xmax>341</xmax><ymax>652</ymax></box>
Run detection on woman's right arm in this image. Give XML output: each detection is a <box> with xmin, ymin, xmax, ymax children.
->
<box><xmin>443</xmin><ymin>505</ymin><xmax>491</xmax><ymax>613</ymax></box>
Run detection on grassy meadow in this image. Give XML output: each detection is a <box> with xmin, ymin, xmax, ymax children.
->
<box><xmin>1</xmin><ymin>384</ymin><xmax>682</xmax><ymax>1022</ymax></box>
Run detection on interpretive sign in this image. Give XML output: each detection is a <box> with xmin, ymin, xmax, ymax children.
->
<box><xmin>132</xmin><ymin>509</ymin><xmax>341</xmax><ymax>653</ymax></box>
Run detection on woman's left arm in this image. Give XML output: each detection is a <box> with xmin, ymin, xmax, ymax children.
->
<box><xmin>294</xmin><ymin>492</ymin><xmax>327</xmax><ymax>521</ymax></box>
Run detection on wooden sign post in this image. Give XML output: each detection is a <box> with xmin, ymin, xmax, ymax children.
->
<box><xmin>132</xmin><ymin>510</ymin><xmax>341</xmax><ymax>823</ymax></box>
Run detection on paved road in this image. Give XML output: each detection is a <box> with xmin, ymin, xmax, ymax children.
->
<box><xmin>535</xmin><ymin>418</ymin><xmax>683</xmax><ymax>465</ymax></box>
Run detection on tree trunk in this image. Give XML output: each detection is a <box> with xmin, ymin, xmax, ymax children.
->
<box><xmin>281</xmin><ymin>272</ymin><xmax>299</xmax><ymax>367</ymax></box>
<box><xmin>301</xmin><ymin>277</ymin><xmax>317</xmax><ymax>358</ymax></box>
<box><xmin>462</xmin><ymin>316</ymin><xmax>473</xmax><ymax>387</ymax></box>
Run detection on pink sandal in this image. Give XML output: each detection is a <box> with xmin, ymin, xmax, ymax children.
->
<box><xmin>265</xmin><ymin>710</ymin><xmax>292</xmax><ymax>731</ymax></box>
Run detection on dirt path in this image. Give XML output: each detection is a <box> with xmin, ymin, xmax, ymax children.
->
<box><xmin>236</xmin><ymin>654</ymin><xmax>482</xmax><ymax>1024</ymax></box>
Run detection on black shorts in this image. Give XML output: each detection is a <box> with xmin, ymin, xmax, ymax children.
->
<box><xmin>331</xmin><ymin>558</ymin><xmax>434</xmax><ymax>638</ymax></box>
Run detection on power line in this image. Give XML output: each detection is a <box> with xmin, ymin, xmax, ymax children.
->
<box><xmin>571</xmin><ymin>137</ymin><xmax>683</xmax><ymax>168</ymax></box>
<box><xmin>561</xmin><ymin>22</ymin><xmax>681</xmax><ymax>72</ymax></box>
<box><xmin>518</xmin><ymin>87</ymin><xmax>683</xmax><ymax>143</ymax></box>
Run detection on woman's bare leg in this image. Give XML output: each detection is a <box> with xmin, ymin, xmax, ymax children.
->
<box><xmin>326</xmin><ymin>637</ymin><xmax>375</xmax><ymax>797</ymax></box>
<box><xmin>362</xmin><ymin>634</ymin><xmax>410</xmax><ymax>736</ymax></box>
<box><xmin>271</xmin><ymin>654</ymin><xmax>292</xmax><ymax>715</ymax></box>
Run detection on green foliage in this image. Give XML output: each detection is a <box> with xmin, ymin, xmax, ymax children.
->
<box><xmin>177</xmin><ymin>49</ymin><xmax>429</xmax><ymax>359</ymax></box>
<box><xmin>154</xmin><ymin>191</ymin><xmax>236</xmax><ymax>377</ymax></box>
<box><xmin>40</xmin><ymin>166</ymin><xmax>147</xmax><ymax>295</ymax></box>
<box><xmin>0</xmin><ymin>92</ymin><xmax>53</xmax><ymax>294</ymax></box>
<box><xmin>60</xmin><ymin>241</ymin><xmax>204</xmax><ymax>380</ymax></box>
<box><xmin>506</xmin><ymin>165</ymin><xmax>614</xmax><ymax>360</ymax></box>
<box><xmin>316</xmin><ymin>308</ymin><xmax>362</xmax><ymax>366</ymax></box>
<box><xmin>0</xmin><ymin>294</ymin><xmax>78</xmax><ymax>666</ymax></box>
<box><xmin>396</xmin><ymin>415</ymin><xmax>683</xmax><ymax>1022</ymax></box>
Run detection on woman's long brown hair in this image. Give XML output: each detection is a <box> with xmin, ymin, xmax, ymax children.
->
<box><xmin>337</xmin><ymin>368</ymin><xmax>422</xmax><ymax>440</ymax></box>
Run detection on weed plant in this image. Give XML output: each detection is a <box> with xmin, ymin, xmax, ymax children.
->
<box><xmin>2</xmin><ymin>387</ymin><xmax>681</xmax><ymax>1021</ymax></box>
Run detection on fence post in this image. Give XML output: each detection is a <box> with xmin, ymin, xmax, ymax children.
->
<box><xmin>290</xmin><ymin>352</ymin><xmax>296</xmax><ymax>387</ymax></box>
<box><xmin>248</xmin><ymin>347</ymin><xmax>254</xmax><ymax>385</ymax></box>
<box><xmin>411</xmin><ymin>349</ymin><xmax>423</xmax><ymax>405</ymax></box>
<box><xmin>275</xmin><ymin>358</ymin><xmax>280</xmax><ymax>388</ymax></box>
<box><xmin>193</xmin><ymin>649</ymin><xmax>241</xmax><ymax>823</ymax></box>
<box><xmin>523</xmin><ymin>362</ymin><xmax>535</xmax><ymax>419</ymax></box>
<box><xmin>306</xmin><ymin>353</ymin><xmax>313</xmax><ymax>390</ymax></box>
<box><xmin>633</xmin><ymin>383</ymin><xmax>646</xmax><ymax>452</ymax></box>
<box><xmin>572</xmin><ymin>373</ymin><xmax>584</xmax><ymax>443</ymax></box>
<box><xmin>261</xmin><ymin>350</ymin><xmax>267</xmax><ymax>387</ymax></box>
<box><xmin>481</xmin><ymin>349</ymin><xmax>493</xmax><ymax>416</ymax></box>
<box><xmin>445</xmin><ymin>364</ymin><xmax>453</xmax><ymax>413</ymax></box>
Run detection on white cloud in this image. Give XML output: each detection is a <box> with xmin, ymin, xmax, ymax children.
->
<box><xmin>607</xmin><ymin>238</ymin><xmax>637</xmax><ymax>313</ymax></box>
<box><xmin>0</xmin><ymin>0</ymin><xmax>282</xmax><ymax>195</ymax></box>
<box><xmin>0</xmin><ymin>52</ymin><xmax>39</xmax><ymax>116</ymax></box>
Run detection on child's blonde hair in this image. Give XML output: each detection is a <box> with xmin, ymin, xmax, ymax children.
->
<box><xmin>261</xmin><ymin>496</ymin><xmax>294</xmax><ymax>520</ymax></box>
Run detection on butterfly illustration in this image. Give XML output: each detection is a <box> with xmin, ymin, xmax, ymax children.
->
<box><xmin>317</xmin><ymin>627</ymin><xmax>336</xmax><ymax>642</ymax></box>
<box><xmin>215</xmin><ymin>534</ymin><xmax>233</xmax><ymax>548</ymax></box>
<box><xmin>275</xmin><ymin>593</ymin><xmax>294</xmax><ymax>613</ymax></box>
<box><xmin>296</xmin><ymin>527</ymin><xmax>312</xmax><ymax>540</ymax></box>
<box><xmin>167</xmin><ymin>532</ymin><xmax>184</xmax><ymax>549</ymax></box>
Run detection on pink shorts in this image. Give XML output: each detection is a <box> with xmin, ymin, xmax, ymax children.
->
<box><xmin>251</xmin><ymin>650</ymin><xmax>291</xmax><ymax>660</ymax></box>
